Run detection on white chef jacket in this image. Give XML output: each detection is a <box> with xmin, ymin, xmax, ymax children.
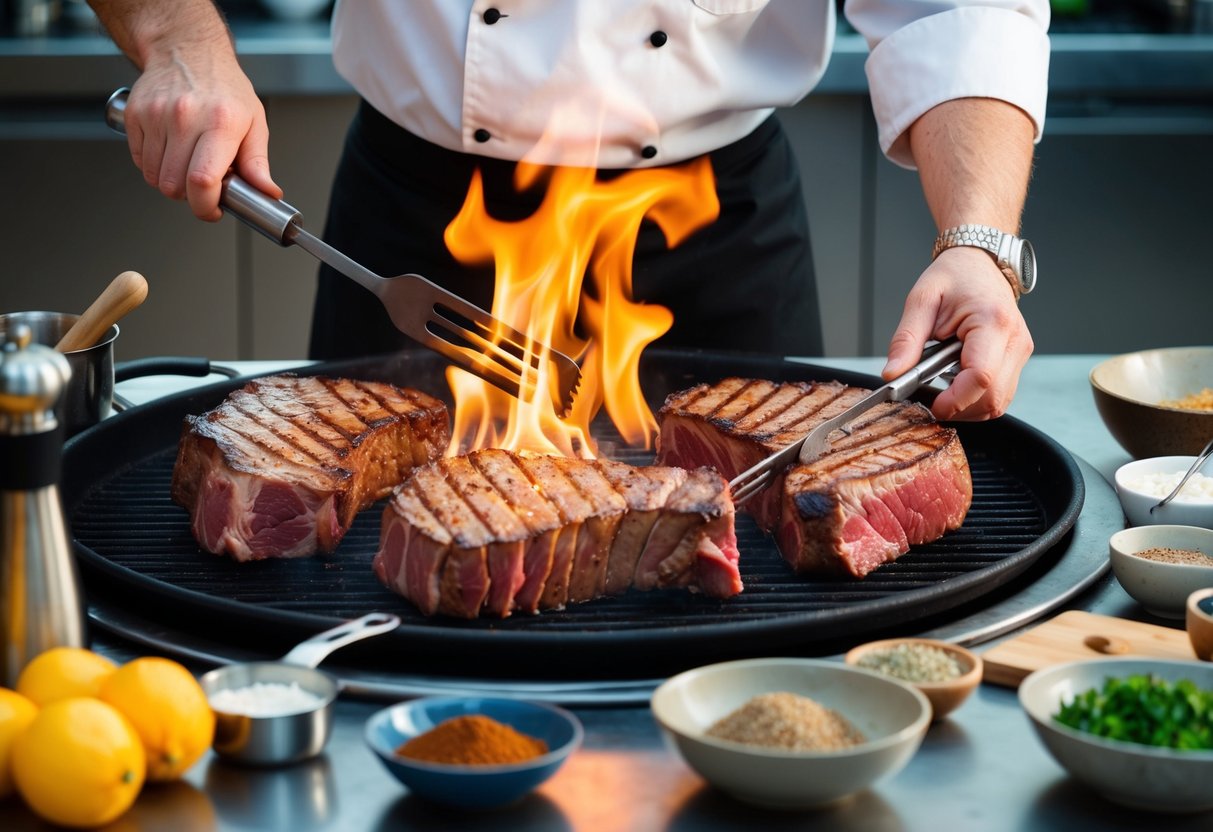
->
<box><xmin>331</xmin><ymin>1</ymin><xmax>1050</xmax><ymax>171</ymax></box>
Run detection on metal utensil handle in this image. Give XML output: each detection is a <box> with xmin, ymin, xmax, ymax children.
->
<box><xmin>280</xmin><ymin>613</ymin><xmax>401</xmax><ymax>669</ymax></box>
<box><xmin>105</xmin><ymin>88</ymin><xmax>301</xmax><ymax>245</ymax></box>
<box><xmin>885</xmin><ymin>338</ymin><xmax>963</xmax><ymax>401</ymax></box>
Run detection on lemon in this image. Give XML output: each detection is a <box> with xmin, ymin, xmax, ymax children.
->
<box><xmin>0</xmin><ymin>688</ymin><xmax>38</xmax><ymax>798</ymax></box>
<box><xmin>100</xmin><ymin>657</ymin><xmax>215</xmax><ymax>781</ymax></box>
<box><xmin>16</xmin><ymin>646</ymin><xmax>117</xmax><ymax>706</ymax></box>
<box><xmin>12</xmin><ymin>697</ymin><xmax>145</xmax><ymax>828</ymax></box>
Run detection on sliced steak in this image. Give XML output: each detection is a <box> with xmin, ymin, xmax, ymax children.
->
<box><xmin>172</xmin><ymin>374</ymin><xmax>449</xmax><ymax>561</ymax></box>
<box><xmin>657</xmin><ymin>378</ymin><xmax>972</xmax><ymax>578</ymax></box>
<box><xmin>373</xmin><ymin>450</ymin><xmax>741</xmax><ymax>618</ymax></box>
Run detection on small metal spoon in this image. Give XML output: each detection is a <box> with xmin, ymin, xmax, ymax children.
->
<box><xmin>1150</xmin><ymin>436</ymin><xmax>1213</xmax><ymax>514</ymax></box>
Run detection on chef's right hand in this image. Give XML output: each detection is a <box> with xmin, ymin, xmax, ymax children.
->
<box><xmin>124</xmin><ymin>49</ymin><xmax>281</xmax><ymax>221</ymax></box>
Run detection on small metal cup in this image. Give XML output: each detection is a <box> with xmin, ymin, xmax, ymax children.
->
<box><xmin>199</xmin><ymin>613</ymin><xmax>400</xmax><ymax>766</ymax></box>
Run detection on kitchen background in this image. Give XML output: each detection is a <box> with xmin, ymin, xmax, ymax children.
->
<box><xmin>0</xmin><ymin>0</ymin><xmax>1210</xmax><ymax>362</ymax></box>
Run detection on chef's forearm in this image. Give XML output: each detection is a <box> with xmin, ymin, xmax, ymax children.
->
<box><xmin>87</xmin><ymin>0</ymin><xmax>234</xmax><ymax>70</ymax></box>
<box><xmin>907</xmin><ymin>97</ymin><xmax>1036</xmax><ymax>233</ymax></box>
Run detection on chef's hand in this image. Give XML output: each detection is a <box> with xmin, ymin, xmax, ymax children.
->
<box><xmin>882</xmin><ymin>246</ymin><xmax>1034</xmax><ymax>421</ymax></box>
<box><xmin>123</xmin><ymin>48</ymin><xmax>280</xmax><ymax>221</ymax></box>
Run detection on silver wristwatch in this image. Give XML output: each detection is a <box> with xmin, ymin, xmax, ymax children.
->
<box><xmin>931</xmin><ymin>224</ymin><xmax>1037</xmax><ymax>300</ymax></box>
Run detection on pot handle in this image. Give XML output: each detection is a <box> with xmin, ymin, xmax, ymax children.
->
<box><xmin>111</xmin><ymin>357</ymin><xmax>242</xmax><ymax>412</ymax></box>
<box><xmin>114</xmin><ymin>357</ymin><xmax>241</xmax><ymax>383</ymax></box>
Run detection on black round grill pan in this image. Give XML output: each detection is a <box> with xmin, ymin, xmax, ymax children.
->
<box><xmin>63</xmin><ymin>349</ymin><xmax>1084</xmax><ymax>676</ymax></box>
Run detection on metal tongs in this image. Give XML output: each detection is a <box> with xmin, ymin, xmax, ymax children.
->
<box><xmin>729</xmin><ymin>338</ymin><xmax>964</xmax><ymax>505</ymax></box>
<box><xmin>104</xmin><ymin>88</ymin><xmax>581</xmax><ymax>415</ymax></box>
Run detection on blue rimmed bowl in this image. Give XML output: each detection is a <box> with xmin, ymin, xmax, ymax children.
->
<box><xmin>365</xmin><ymin>696</ymin><xmax>583</xmax><ymax>809</ymax></box>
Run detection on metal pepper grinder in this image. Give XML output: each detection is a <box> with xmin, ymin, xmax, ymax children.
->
<box><xmin>0</xmin><ymin>323</ymin><xmax>85</xmax><ymax>687</ymax></box>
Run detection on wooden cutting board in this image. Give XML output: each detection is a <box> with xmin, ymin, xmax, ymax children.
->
<box><xmin>981</xmin><ymin>610</ymin><xmax>1197</xmax><ymax>688</ymax></box>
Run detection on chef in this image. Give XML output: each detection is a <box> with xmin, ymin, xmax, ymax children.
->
<box><xmin>87</xmin><ymin>0</ymin><xmax>1048</xmax><ymax>422</ymax></box>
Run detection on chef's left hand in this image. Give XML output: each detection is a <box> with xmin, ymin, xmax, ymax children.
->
<box><xmin>882</xmin><ymin>246</ymin><xmax>1034</xmax><ymax>421</ymax></box>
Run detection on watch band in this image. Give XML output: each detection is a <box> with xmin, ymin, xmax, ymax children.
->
<box><xmin>931</xmin><ymin>224</ymin><xmax>1027</xmax><ymax>300</ymax></box>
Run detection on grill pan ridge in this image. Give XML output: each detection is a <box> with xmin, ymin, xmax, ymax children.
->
<box><xmin>63</xmin><ymin>350</ymin><xmax>1084</xmax><ymax>674</ymax></box>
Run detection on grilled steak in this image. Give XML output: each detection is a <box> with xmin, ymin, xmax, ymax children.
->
<box><xmin>373</xmin><ymin>448</ymin><xmax>741</xmax><ymax>618</ymax></box>
<box><xmin>172</xmin><ymin>374</ymin><xmax>449</xmax><ymax>561</ymax></box>
<box><xmin>657</xmin><ymin>378</ymin><xmax>972</xmax><ymax>578</ymax></box>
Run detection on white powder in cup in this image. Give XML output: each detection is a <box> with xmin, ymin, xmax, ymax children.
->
<box><xmin>209</xmin><ymin>681</ymin><xmax>325</xmax><ymax>717</ymax></box>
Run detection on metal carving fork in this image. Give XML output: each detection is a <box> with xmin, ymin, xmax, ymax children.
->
<box><xmin>728</xmin><ymin>338</ymin><xmax>964</xmax><ymax>505</ymax></box>
<box><xmin>105</xmin><ymin>88</ymin><xmax>582</xmax><ymax>414</ymax></box>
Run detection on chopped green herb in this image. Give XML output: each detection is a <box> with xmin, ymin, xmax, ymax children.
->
<box><xmin>1054</xmin><ymin>674</ymin><xmax>1213</xmax><ymax>751</ymax></box>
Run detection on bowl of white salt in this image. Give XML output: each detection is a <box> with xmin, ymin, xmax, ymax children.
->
<box><xmin>650</xmin><ymin>658</ymin><xmax>930</xmax><ymax>809</ymax></box>
<box><xmin>200</xmin><ymin>613</ymin><xmax>400</xmax><ymax>765</ymax></box>
<box><xmin>1114</xmin><ymin>455</ymin><xmax>1213</xmax><ymax>529</ymax></box>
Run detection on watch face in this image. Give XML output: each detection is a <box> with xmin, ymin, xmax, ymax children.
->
<box><xmin>1019</xmin><ymin>239</ymin><xmax>1037</xmax><ymax>295</ymax></box>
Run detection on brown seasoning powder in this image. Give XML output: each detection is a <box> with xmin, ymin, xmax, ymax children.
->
<box><xmin>706</xmin><ymin>691</ymin><xmax>866</xmax><ymax>752</ymax></box>
<box><xmin>1132</xmin><ymin>546</ymin><xmax>1213</xmax><ymax>566</ymax></box>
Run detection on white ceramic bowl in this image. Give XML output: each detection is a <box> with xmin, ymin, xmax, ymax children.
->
<box><xmin>650</xmin><ymin>657</ymin><xmax>930</xmax><ymax>810</ymax></box>
<box><xmin>1114</xmin><ymin>456</ymin><xmax>1213</xmax><ymax>529</ymax></box>
<box><xmin>1090</xmin><ymin>347</ymin><xmax>1213</xmax><ymax>459</ymax></box>
<box><xmin>1019</xmin><ymin>657</ymin><xmax>1213</xmax><ymax>813</ymax></box>
<box><xmin>1108</xmin><ymin>525</ymin><xmax>1213</xmax><ymax>618</ymax></box>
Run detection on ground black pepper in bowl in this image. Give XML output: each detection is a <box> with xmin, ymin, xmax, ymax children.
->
<box><xmin>1131</xmin><ymin>546</ymin><xmax>1212</xmax><ymax>566</ymax></box>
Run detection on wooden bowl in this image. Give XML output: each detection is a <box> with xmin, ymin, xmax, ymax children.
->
<box><xmin>845</xmin><ymin>638</ymin><xmax>983</xmax><ymax>721</ymax></box>
<box><xmin>1187</xmin><ymin>587</ymin><xmax>1213</xmax><ymax>661</ymax></box>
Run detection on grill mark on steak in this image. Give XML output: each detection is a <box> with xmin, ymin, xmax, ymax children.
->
<box><xmin>439</xmin><ymin>455</ymin><xmax>530</xmax><ymax>617</ymax></box>
<box><xmin>518</xmin><ymin>454</ymin><xmax>591</xmax><ymax>611</ymax></box>
<box><xmin>704</xmin><ymin>379</ymin><xmax>784</xmax><ymax>429</ymax></box>
<box><xmin>228</xmin><ymin>396</ymin><xmax>336</xmax><ymax>466</ymax></box>
<box><xmin>469</xmin><ymin>449</ymin><xmax>563</xmax><ymax>615</ymax></box>
<box><xmin>373</xmin><ymin>451</ymin><xmax>742</xmax><ymax>618</ymax></box>
<box><xmin>549</xmin><ymin>458</ymin><xmax>626</xmax><ymax>603</ymax></box>
<box><xmin>172</xmin><ymin>374</ymin><xmax>448</xmax><ymax>562</ymax></box>
<box><xmin>656</xmin><ymin>377</ymin><xmax>972</xmax><ymax>579</ymax></box>
<box><xmin>242</xmin><ymin>381</ymin><xmax>357</xmax><ymax>455</ymax></box>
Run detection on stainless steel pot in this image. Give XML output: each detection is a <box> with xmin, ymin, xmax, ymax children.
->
<box><xmin>0</xmin><ymin>311</ymin><xmax>237</xmax><ymax>437</ymax></box>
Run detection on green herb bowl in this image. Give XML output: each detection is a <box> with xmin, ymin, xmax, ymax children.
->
<box><xmin>844</xmin><ymin>638</ymin><xmax>983</xmax><ymax>721</ymax></box>
<box><xmin>1019</xmin><ymin>657</ymin><xmax>1213</xmax><ymax>813</ymax></box>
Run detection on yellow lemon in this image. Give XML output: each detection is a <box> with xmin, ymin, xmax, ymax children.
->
<box><xmin>12</xmin><ymin>697</ymin><xmax>145</xmax><ymax>828</ymax></box>
<box><xmin>0</xmin><ymin>687</ymin><xmax>38</xmax><ymax>798</ymax></box>
<box><xmin>100</xmin><ymin>657</ymin><xmax>215</xmax><ymax>781</ymax></box>
<box><xmin>16</xmin><ymin>646</ymin><xmax>117</xmax><ymax>706</ymax></box>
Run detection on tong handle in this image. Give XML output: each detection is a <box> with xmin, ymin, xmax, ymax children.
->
<box><xmin>885</xmin><ymin>337</ymin><xmax>963</xmax><ymax>400</ymax></box>
<box><xmin>105</xmin><ymin>88</ymin><xmax>301</xmax><ymax>245</ymax></box>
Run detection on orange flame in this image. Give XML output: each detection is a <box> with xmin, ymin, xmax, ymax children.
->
<box><xmin>444</xmin><ymin>157</ymin><xmax>719</xmax><ymax>457</ymax></box>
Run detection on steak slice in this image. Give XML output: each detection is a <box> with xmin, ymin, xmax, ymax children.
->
<box><xmin>373</xmin><ymin>450</ymin><xmax>741</xmax><ymax>618</ymax></box>
<box><xmin>656</xmin><ymin>378</ymin><xmax>972</xmax><ymax>578</ymax></box>
<box><xmin>171</xmin><ymin>374</ymin><xmax>449</xmax><ymax>561</ymax></box>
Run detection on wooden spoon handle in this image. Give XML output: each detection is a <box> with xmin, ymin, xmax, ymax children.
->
<box><xmin>55</xmin><ymin>270</ymin><xmax>149</xmax><ymax>352</ymax></box>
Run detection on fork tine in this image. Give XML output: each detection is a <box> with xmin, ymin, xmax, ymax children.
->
<box><xmin>728</xmin><ymin>464</ymin><xmax>775</xmax><ymax>506</ymax></box>
<box><xmin>393</xmin><ymin>275</ymin><xmax>583</xmax><ymax>415</ymax></box>
<box><xmin>430</xmin><ymin>297</ymin><xmax>583</xmax><ymax>414</ymax></box>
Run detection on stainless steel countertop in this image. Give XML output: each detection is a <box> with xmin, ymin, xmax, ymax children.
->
<box><xmin>5</xmin><ymin>353</ymin><xmax>1207</xmax><ymax>831</ymax></box>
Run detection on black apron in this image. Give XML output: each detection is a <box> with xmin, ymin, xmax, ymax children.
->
<box><xmin>308</xmin><ymin>101</ymin><xmax>821</xmax><ymax>361</ymax></box>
